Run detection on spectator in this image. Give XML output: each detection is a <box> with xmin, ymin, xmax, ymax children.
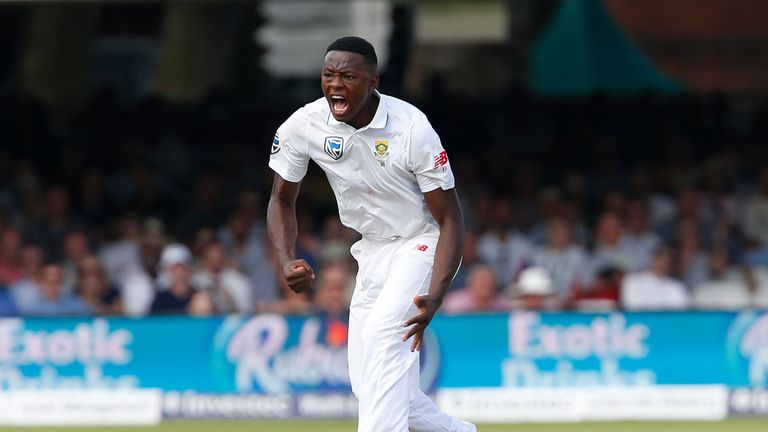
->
<box><xmin>531</xmin><ymin>216</ymin><xmax>588</xmax><ymax>298</ymax></box>
<box><xmin>676</xmin><ymin>218</ymin><xmax>710</xmax><ymax>288</ymax></box>
<box><xmin>508</xmin><ymin>266</ymin><xmax>560</xmax><ymax>310</ymax></box>
<box><xmin>62</xmin><ymin>230</ymin><xmax>91</xmax><ymax>292</ymax></box>
<box><xmin>742</xmin><ymin>166</ymin><xmax>768</xmax><ymax>249</ymax></box>
<box><xmin>318</xmin><ymin>214</ymin><xmax>357</xmax><ymax>265</ymax></box>
<box><xmin>191</xmin><ymin>242</ymin><xmax>252</xmax><ymax>314</ymax></box>
<box><xmin>0</xmin><ymin>283</ymin><xmax>17</xmax><ymax>316</ymax></box>
<box><xmin>477</xmin><ymin>198</ymin><xmax>532</xmax><ymax>286</ymax></box>
<box><xmin>443</xmin><ymin>264</ymin><xmax>509</xmax><ymax>313</ymax></box>
<box><xmin>188</xmin><ymin>290</ymin><xmax>217</xmax><ymax>317</ymax></box>
<box><xmin>8</xmin><ymin>245</ymin><xmax>44</xmax><ymax>311</ymax></box>
<box><xmin>621</xmin><ymin>246</ymin><xmax>690</xmax><ymax>310</ymax></box>
<box><xmin>258</xmin><ymin>278</ymin><xmax>313</xmax><ymax>315</ymax></box>
<box><xmin>313</xmin><ymin>263</ymin><xmax>352</xmax><ymax>319</ymax></box>
<box><xmin>21</xmin><ymin>262</ymin><xmax>92</xmax><ymax>316</ymax></box>
<box><xmin>99</xmin><ymin>213</ymin><xmax>142</xmax><ymax>282</ymax></box>
<box><xmin>150</xmin><ymin>244</ymin><xmax>194</xmax><ymax>315</ymax></box>
<box><xmin>692</xmin><ymin>248</ymin><xmax>752</xmax><ymax>309</ymax></box>
<box><xmin>619</xmin><ymin>198</ymin><xmax>661</xmax><ymax>272</ymax></box>
<box><xmin>76</xmin><ymin>255</ymin><xmax>122</xmax><ymax>315</ymax></box>
<box><xmin>660</xmin><ymin>187</ymin><xmax>712</xmax><ymax>248</ymax></box>
<box><xmin>118</xmin><ymin>219</ymin><xmax>167</xmax><ymax>316</ymax></box>
<box><xmin>0</xmin><ymin>227</ymin><xmax>23</xmax><ymax>285</ymax></box>
<box><xmin>571</xmin><ymin>266</ymin><xmax>622</xmax><ymax>310</ymax></box>
<box><xmin>219</xmin><ymin>210</ymin><xmax>278</xmax><ymax>305</ymax></box>
<box><xmin>582</xmin><ymin>212</ymin><xmax>630</xmax><ymax>287</ymax></box>
<box><xmin>22</xmin><ymin>186</ymin><xmax>83</xmax><ymax>262</ymax></box>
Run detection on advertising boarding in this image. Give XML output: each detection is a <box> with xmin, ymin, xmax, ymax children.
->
<box><xmin>0</xmin><ymin>311</ymin><xmax>766</xmax><ymax>421</ymax></box>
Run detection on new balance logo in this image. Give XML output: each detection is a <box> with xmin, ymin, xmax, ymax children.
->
<box><xmin>433</xmin><ymin>151</ymin><xmax>448</xmax><ymax>170</ymax></box>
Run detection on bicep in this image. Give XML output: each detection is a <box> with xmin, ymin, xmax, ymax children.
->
<box><xmin>423</xmin><ymin>187</ymin><xmax>463</xmax><ymax>227</ymax></box>
<box><xmin>270</xmin><ymin>173</ymin><xmax>301</xmax><ymax>206</ymax></box>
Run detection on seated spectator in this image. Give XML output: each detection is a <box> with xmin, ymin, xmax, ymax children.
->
<box><xmin>742</xmin><ymin>166</ymin><xmax>768</xmax><ymax>249</ymax></box>
<box><xmin>99</xmin><ymin>213</ymin><xmax>142</xmax><ymax>282</ymax></box>
<box><xmin>188</xmin><ymin>290</ymin><xmax>217</xmax><ymax>317</ymax></box>
<box><xmin>442</xmin><ymin>264</ymin><xmax>509</xmax><ymax>313</ymax></box>
<box><xmin>508</xmin><ymin>266</ymin><xmax>561</xmax><ymax>310</ymax></box>
<box><xmin>619</xmin><ymin>198</ymin><xmax>661</xmax><ymax>272</ymax></box>
<box><xmin>9</xmin><ymin>245</ymin><xmax>45</xmax><ymax>311</ymax></box>
<box><xmin>318</xmin><ymin>214</ymin><xmax>357</xmax><ymax>265</ymax></box>
<box><xmin>62</xmin><ymin>230</ymin><xmax>91</xmax><ymax>293</ymax></box>
<box><xmin>23</xmin><ymin>186</ymin><xmax>84</xmax><ymax>262</ymax></box>
<box><xmin>0</xmin><ymin>284</ymin><xmax>18</xmax><ymax>316</ymax></box>
<box><xmin>313</xmin><ymin>263</ymin><xmax>352</xmax><ymax>319</ymax></box>
<box><xmin>531</xmin><ymin>216</ymin><xmax>588</xmax><ymax>299</ymax></box>
<box><xmin>150</xmin><ymin>244</ymin><xmax>194</xmax><ymax>315</ymax></box>
<box><xmin>191</xmin><ymin>242</ymin><xmax>252</xmax><ymax>314</ymax></box>
<box><xmin>477</xmin><ymin>198</ymin><xmax>532</xmax><ymax>286</ymax></box>
<box><xmin>219</xmin><ymin>210</ymin><xmax>279</xmax><ymax>305</ymax></box>
<box><xmin>621</xmin><ymin>246</ymin><xmax>690</xmax><ymax>310</ymax></box>
<box><xmin>676</xmin><ymin>218</ymin><xmax>710</xmax><ymax>289</ymax></box>
<box><xmin>21</xmin><ymin>262</ymin><xmax>92</xmax><ymax>316</ymax></box>
<box><xmin>571</xmin><ymin>266</ymin><xmax>622</xmax><ymax>310</ymax></box>
<box><xmin>76</xmin><ymin>255</ymin><xmax>122</xmax><ymax>315</ymax></box>
<box><xmin>258</xmin><ymin>278</ymin><xmax>314</xmax><ymax>315</ymax></box>
<box><xmin>582</xmin><ymin>212</ymin><xmax>631</xmax><ymax>287</ymax></box>
<box><xmin>0</xmin><ymin>228</ymin><xmax>23</xmax><ymax>286</ymax></box>
<box><xmin>118</xmin><ymin>219</ymin><xmax>167</xmax><ymax>316</ymax></box>
<box><xmin>693</xmin><ymin>248</ymin><xmax>751</xmax><ymax>310</ymax></box>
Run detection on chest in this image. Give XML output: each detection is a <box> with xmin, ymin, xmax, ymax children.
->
<box><xmin>310</xmin><ymin>129</ymin><xmax>410</xmax><ymax>176</ymax></box>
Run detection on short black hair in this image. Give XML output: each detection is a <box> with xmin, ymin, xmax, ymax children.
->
<box><xmin>325</xmin><ymin>36</ymin><xmax>378</xmax><ymax>70</ymax></box>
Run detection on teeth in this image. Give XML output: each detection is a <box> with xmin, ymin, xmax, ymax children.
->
<box><xmin>331</xmin><ymin>96</ymin><xmax>344</xmax><ymax>100</ymax></box>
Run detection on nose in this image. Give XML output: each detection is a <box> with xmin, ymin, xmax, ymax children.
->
<box><xmin>328</xmin><ymin>74</ymin><xmax>344</xmax><ymax>89</ymax></box>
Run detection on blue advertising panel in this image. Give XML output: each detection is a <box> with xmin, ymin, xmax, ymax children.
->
<box><xmin>0</xmin><ymin>311</ymin><xmax>766</xmax><ymax>395</ymax></box>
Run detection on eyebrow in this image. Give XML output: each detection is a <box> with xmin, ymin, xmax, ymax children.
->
<box><xmin>323</xmin><ymin>65</ymin><xmax>357</xmax><ymax>72</ymax></box>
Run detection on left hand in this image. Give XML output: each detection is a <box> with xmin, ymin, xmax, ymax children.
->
<box><xmin>403</xmin><ymin>294</ymin><xmax>441</xmax><ymax>352</ymax></box>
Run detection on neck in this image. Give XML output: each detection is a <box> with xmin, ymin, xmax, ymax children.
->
<box><xmin>347</xmin><ymin>92</ymin><xmax>379</xmax><ymax>129</ymax></box>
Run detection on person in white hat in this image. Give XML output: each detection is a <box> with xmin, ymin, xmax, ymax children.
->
<box><xmin>509</xmin><ymin>266</ymin><xmax>561</xmax><ymax>310</ymax></box>
<box><xmin>150</xmin><ymin>243</ymin><xmax>194</xmax><ymax>314</ymax></box>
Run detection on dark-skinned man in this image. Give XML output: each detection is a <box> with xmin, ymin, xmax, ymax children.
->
<box><xmin>267</xmin><ymin>36</ymin><xmax>475</xmax><ymax>432</ymax></box>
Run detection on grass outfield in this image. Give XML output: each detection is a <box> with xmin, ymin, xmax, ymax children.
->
<box><xmin>0</xmin><ymin>419</ymin><xmax>766</xmax><ymax>432</ymax></box>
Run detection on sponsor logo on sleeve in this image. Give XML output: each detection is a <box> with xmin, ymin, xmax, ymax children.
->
<box><xmin>324</xmin><ymin>136</ymin><xmax>344</xmax><ymax>160</ymax></box>
<box><xmin>433</xmin><ymin>151</ymin><xmax>448</xmax><ymax>171</ymax></box>
<box><xmin>271</xmin><ymin>133</ymin><xmax>280</xmax><ymax>154</ymax></box>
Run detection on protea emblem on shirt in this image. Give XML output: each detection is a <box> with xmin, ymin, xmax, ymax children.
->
<box><xmin>373</xmin><ymin>140</ymin><xmax>389</xmax><ymax>166</ymax></box>
<box><xmin>324</xmin><ymin>136</ymin><xmax>344</xmax><ymax>160</ymax></box>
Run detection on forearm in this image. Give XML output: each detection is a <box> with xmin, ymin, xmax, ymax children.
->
<box><xmin>427</xmin><ymin>213</ymin><xmax>464</xmax><ymax>303</ymax></box>
<box><xmin>266</xmin><ymin>194</ymin><xmax>298</xmax><ymax>266</ymax></box>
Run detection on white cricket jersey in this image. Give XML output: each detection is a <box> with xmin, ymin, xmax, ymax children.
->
<box><xmin>269</xmin><ymin>91</ymin><xmax>455</xmax><ymax>241</ymax></box>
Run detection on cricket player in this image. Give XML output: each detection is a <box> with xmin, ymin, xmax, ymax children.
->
<box><xmin>267</xmin><ymin>36</ymin><xmax>476</xmax><ymax>432</ymax></box>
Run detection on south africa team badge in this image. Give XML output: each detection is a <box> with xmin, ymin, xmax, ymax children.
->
<box><xmin>324</xmin><ymin>136</ymin><xmax>344</xmax><ymax>160</ymax></box>
<box><xmin>373</xmin><ymin>140</ymin><xmax>389</xmax><ymax>166</ymax></box>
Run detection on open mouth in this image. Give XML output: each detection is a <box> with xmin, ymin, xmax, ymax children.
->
<box><xmin>330</xmin><ymin>95</ymin><xmax>349</xmax><ymax>117</ymax></box>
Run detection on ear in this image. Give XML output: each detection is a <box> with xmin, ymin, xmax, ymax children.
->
<box><xmin>369</xmin><ymin>74</ymin><xmax>379</xmax><ymax>94</ymax></box>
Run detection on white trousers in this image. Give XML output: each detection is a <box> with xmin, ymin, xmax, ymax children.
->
<box><xmin>348</xmin><ymin>232</ymin><xmax>476</xmax><ymax>432</ymax></box>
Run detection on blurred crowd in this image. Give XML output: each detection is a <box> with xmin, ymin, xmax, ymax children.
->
<box><xmin>1</xmin><ymin>85</ymin><xmax>767</xmax><ymax>317</ymax></box>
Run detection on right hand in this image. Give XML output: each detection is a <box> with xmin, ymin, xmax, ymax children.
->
<box><xmin>282</xmin><ymin>259</ymin><xmax>315</xmax><ymax>293</ymax></box>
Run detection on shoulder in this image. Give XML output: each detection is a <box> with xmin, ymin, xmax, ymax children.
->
<box><xmin>379</xmin><ymin>93</ymin><xmax>432</xmax><ymax>131</ymax></box>
<box><xmin>280</xmin><ymin>98</ymin><xmax>329</xmax><ymax>130</ymax></box>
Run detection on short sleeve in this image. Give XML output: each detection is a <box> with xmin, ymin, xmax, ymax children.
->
<box><xmin>409</xmin><ymin>115</ymin><xmax>455</xmax><ymax>193</ymax></box>
<box><xmin>268</xmin><ymin>108</ymin><xmax>310</xmax><ymax>183</ymax></box>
